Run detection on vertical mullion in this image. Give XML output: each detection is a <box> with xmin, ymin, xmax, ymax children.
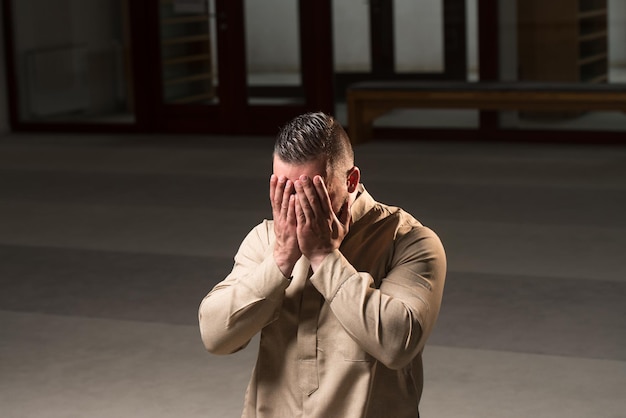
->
<box><xmin>300</xmin><ymin>0</ymin><xmax>334</xmax><ymax>113</ymax></box>
<box><xmin>443</xmin><ymin>0</ymin><xmax>468</xmax><ymax>80</ymax></box>
<box><xmin>2</xmin><ymin>0</ymin><xmax>20</xmax><ymax>130</ymax></box>
<box><xmin>370</xmin><ymin>0</ymin><xmax>394</xmax><ymax>76</ymax></box>
<box><xmin>478</xmin><ymin>0</ymin><xmax>499</xmax><ymax>133</ymax></box>
<box><xmin>215</xmin><ymin>0</ymin><xmax>247</xmax><ymax>131</ymax></box>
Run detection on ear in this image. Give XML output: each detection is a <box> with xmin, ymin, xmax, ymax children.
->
<box><xmin>346</xmin><ymin>166</ymin><xmax>361</xmax><ymax>193</ymax></box>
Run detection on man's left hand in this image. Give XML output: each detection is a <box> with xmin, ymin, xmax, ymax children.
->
<box><xmin>294</xmin><ymin>175</ymin><xmax>350</xmax><ymax>271</ymax></box>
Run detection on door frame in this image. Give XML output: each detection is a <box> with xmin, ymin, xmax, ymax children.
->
<box><xmin>149</xmin><ymin>0</ymin><xmax>335</xmax><ymax>135</ymax></box>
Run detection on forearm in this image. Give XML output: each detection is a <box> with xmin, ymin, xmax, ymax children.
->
<box><xmin>325</xmin><ymin>275</ymin><xmax>425</xmax><ymax>369</ymax></box>
<box><xmin>310</xmin><ymin>252</ymin><xmax>422</xmax><ymax>368</ymax></box>
<box><xmin>199</xmin><ymin>255</ymin><xmax>290</xmax><ymax>355</ymax></box>
<box><xmin>310</xmin><ymin>246</ymin><xmax>445</xmax><ymax>369</ymax></box>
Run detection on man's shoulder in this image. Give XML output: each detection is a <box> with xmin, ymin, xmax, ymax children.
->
<box><xmin>241</xmin><ymin>219</ymin><xmax>275</xmax><ymax>247</ymax></box>
<box><xmin>372</xmin><ymin>200</ymin><xmax>423</xmax><ymax>228</ymax></box>
<box><xmin>370</xmin><ymin>200</ymin><xmax>443</xmax><ymax>245</ymax></box>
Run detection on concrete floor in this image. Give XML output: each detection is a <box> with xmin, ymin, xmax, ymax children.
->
<box><xmin>1</xmin><ymin>132</ymin><xmax>625</xmax><ymax>417</ymax></box>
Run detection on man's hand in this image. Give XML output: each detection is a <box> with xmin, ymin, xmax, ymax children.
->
<box><xmin>270</xmin><ymin>174</ymin><xmax>301</xmax><ymax>277</ymax></box>
<box><xmin>294</xmin><ymin>175</ymin><xmax>350</xmax><ymax>271</ymax></box>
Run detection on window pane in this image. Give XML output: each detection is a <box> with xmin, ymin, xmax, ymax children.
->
<box><xmin>244</xmin><ymin>0</ymin><xmax>304</xmax><ymax>105</ymax></box>
<box><xmin>394</xmin><ymin>0</ymin><xmax>444</xmax><ymax>73</ymax></box>
<box><xmin>499</xmin><ymin>0</ymin><xmax>626</xmax><ymax>132</ymax></box>
<box><xmin>11</xmin><ymin>0</ymin><xmax>134</xmax><ymax>123</ymax></box>
<box><xmin>333</xmin><ymin>0</ymin><xmax>371</xmax><ymax>73</ymax></box>
<box><xmin>159</xmin><ymin>0</ymin><xmax>217</xmax><ymax>105</ymax></box>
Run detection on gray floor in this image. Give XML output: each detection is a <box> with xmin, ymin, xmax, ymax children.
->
<box><xmin>1</xmin><ymin>132</ymin><xmax>625</xmax><ymax>418</ymax></box>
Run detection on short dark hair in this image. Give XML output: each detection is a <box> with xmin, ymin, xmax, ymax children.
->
<box><xmin>274</xmin><ymin>112</ymin><xmax>354</xmax><ymax>176</ymax></box>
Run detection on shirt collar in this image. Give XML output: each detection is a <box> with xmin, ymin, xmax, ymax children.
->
<box><xmin>350</xmin><ymin>183</ymin><xmax>377</xmax><ymax>225</ymax></box>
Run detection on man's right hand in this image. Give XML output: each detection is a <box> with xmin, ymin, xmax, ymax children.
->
<box><xmin>270</xmin><ymin>174</ymin><xmax>301</xmax><ymax>277</ymax></box>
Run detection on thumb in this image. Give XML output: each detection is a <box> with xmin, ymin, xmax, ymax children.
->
<box><xmin>339</xmin><ymin>199</ymin><xmax>351</xmax><ymax>229</ymax></box>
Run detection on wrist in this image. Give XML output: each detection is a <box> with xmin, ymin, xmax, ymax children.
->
<box><xmin>274</xmin><ymin>249</ymin><xmax>299</xmax><ymax>278</ymax></box>
<box><xmin>308</xmin><ymin>252</ymin><xmax>331</xmax><ymax>272</ymax></box>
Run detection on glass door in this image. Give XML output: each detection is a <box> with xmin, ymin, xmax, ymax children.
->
<box><xmin>244</xmin><ymin>0</ymin><xmax>305</xmax><ymax>106</ymax></box>
<box><xmin>159</xmin><ymin>0</ymin><xmax>216</xmax><ymax>105</ymax></box>
<box><xmin>155</xmin><ymin>0</ymin><xmax>332</xmax><ymax>134</ymax></box>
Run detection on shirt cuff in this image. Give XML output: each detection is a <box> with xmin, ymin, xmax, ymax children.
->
<box><xmin>250</xmin><ymin>255</ymin><xmax>292</xmax><ymax>300</ymax></box>
<box><xmin>309</xmin><ymin>249</ymin><xmax>358</xmax><ymax>302</ymax></box>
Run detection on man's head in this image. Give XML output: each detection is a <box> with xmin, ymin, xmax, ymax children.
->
<box><xmin>274</xmin><ymin>112</ymin><xmax>354</xmax><ymax>174</ymax></box>
<box><xmin>273</xmin><ymin>112</ymin><xmax>360</xmax><ymax>217</ymax></box>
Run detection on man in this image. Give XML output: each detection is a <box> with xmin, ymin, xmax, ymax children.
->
<box><xmin>199</xmin><ymin>112</ymin><xmax>446</xmax><ymax>418</ymax></box>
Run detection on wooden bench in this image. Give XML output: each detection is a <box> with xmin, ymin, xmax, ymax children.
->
<box><xmin>346</xmin><ymin>81</ymin><xmax>626</xmax><ymax>143</ymax></box>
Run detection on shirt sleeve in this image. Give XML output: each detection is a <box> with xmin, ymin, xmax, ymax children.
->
<box><xmin>198</xmin><ymin>220</ymin><xmax>291</xmax><ymax>355</ymax></box>
<box><xmin>309</xmin><ymin>225</ymin><xmax>446</xmax><ymax>370</ymax></box>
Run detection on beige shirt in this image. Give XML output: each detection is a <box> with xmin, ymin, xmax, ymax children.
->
<box><xmin>199</xmin><ymin>185</ymin><xmax>446</xmax><ymax>418</ymax></box>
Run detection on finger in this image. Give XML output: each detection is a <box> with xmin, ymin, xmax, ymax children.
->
<box><xmin>286</xmin><ymin>194</ymin><xmax>297</xmax><ymax>226</ymax></box>
<box><xmin>270</xmin><ymin>174</ymin><xmax>279</xmax><ymax>215</ymax></box>
<box><xmin>273</xmin><ymin>175</ymin><xmax>286</xmax><ymax>214</ymax></box>
<box><xmin>301</xmin><ymin>175</ymin><xmax>319</xmax><ymax>209</ymax></box>
<box><xmin>294</xmin><ymin>193</ymin><xmax>306</xmax><ymax>225</ymax></box>
<box><xmin>295</xmin><ymin>179</ymin><xmax>314</xmax><ymax>222</ymax></box>
<box><xmin>299</xmin><ymin>175</ymin><xmax>322</xmax><ymax>218</ymax></box>
<box><xmin>339</xmin><ymin>199</ymin><xmax>351</xmax><ymax>228</ymax></box>
<box><xmin>312</xmin><ymin>175</ymin><xmax>333</xmax><ymax>216</ymax></box>
<box><xmin>270</xmin><ymin>175</ymin><xmax>281</xmax><ymax>219</ymax></box>
<box><xmin>280</xmin><ymin>180</ymin><xmax>293</xmax><ymax>219</ymax></box>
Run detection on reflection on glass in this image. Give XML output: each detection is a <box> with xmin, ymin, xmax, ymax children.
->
<box><xmin>466</xmin><ymin>0</ymin><xmax>478</xmax><ymax>81</ymax></box>
<box><xmin>11</xmin><ymin>0</ymin><xmax>134</xmax><ymax>123</ymax></box>
<box><xmin>517</xmin><ymin>0</ymin><xmax>608</xmax><ymax>83</ymax></box>
<box><xmin>499</xmin><ymin>0</ymin><xmax>626</xmax><ymax>131</ymax></box>
<box><xmin>333</xmin><ymin>0</ymin><xmax>371</xmax><ymax>73</ymax></box>
<box><xmin>394</xmin><ymin>0</ymin><xmax>443</xmax><ymax>73</ymax></box>
<box><xmin>244</xmin><ymin>0</ymin><xmax>304</xmax><ymax>105</ymax></box>
<box><xmin>159</xmin><ymin>0</ymin><xmax>217</xmax><ymax>105</ymax></box>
